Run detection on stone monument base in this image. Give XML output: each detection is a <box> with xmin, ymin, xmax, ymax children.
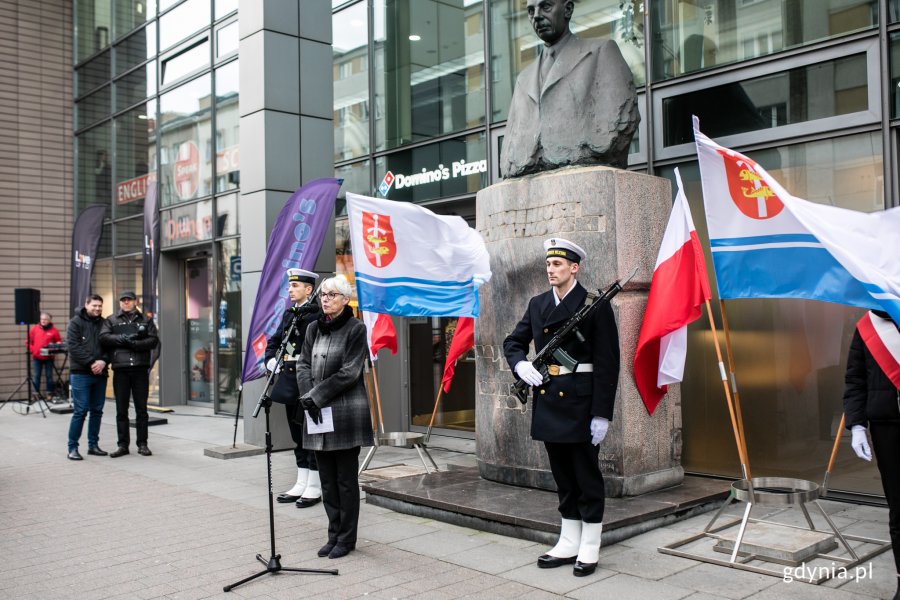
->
<box><xmin>475</xmin><ymin>166</ymin><xmax>681</xmax><ymax>498</ymax></box>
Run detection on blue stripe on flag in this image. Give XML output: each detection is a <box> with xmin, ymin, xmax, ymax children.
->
<box><xmin>710</xmin><ymin>233</ymin><xmax>820</xmax><ymax>248</ymax></box>
<box><xmin>355</xmin><ymin>273</ymin><xmax>473</xmax><ymax>288</ymax></box>
<box><xmin>355</xmin><ymin>275</ymin><xmax>480</xmax><ymax>317</ymax></box>
<box><xmin>711</xmin><ymin>245</ymin><xmax>880</xmax><ymax>310</ymax></box>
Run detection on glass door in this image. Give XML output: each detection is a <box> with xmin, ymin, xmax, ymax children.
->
<box><xmin>185</xmin><ymin>255</ymin><xmax>213</xmax><ymax>405</ymax></box>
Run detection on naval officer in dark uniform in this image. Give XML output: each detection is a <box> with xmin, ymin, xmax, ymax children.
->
<box><xmin>267</xmin><ymin>268</ymin><xmax>324</xmax><ymax>508</ymax></box>
<box><xmin>503</xmin><ymin>238</ymin><xmax>619</xmax><ymax>577</ymax></box>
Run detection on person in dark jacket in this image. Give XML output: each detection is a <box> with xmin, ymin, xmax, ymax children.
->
<box><xmin>100</xmin><ymin>291</ymin><xmax>159</xmax><ymax>458</ymax></box>
<box><xmin>296</xmin><ymin>275</ymin><xmax>373</xmax><ymax>560</ymax></box>
<box><xmin>66</xmin><ymin>295</ymin><xmax>110</xmax><ymax>460</ymax></box>
<box><xmin>29</xmin><ymin>312</ymin><xmax>61</xmax><ymax>397</ymax></box>
<box><xmin>266</xmin><ymin>268</ymin><xmax>323</xmax><ymax>507</ymax></box>
<box><xmin>503</xmin><ymin>238</ymin><xmax>619</xmax><ymax>577</ymax></box>
<box><xmin>843</xmin><ymin>309</ymin><xmax>900</xmax><ymax>600</ymax></box>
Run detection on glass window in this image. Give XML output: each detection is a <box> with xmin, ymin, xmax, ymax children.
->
<box><xmin>373</xmin><ymin>0</ymin><xmax>486</xmax><ymax>151</ymax></box>
<box><xmin>335</xmin><ymin>160</ymin><xmax>371</xmax><ymax>216</ymax></box>
<box><xmin>116</xmin><ymin>63</ymin><xmax>157</xmax><ymax>111</ymax></box>
<box><xmin>77</xmin><ymin>51</ymin><xmax>111</xmax><ymax>97</ymax></box>
<box><xmin>115</xmin><ymin>100</ymin><xmax>157</xmax><ymax>217</ymax></box>
<box><xmin>333</xmin><ymin>2</ymin><xmax>370</xmax><ymax>161</ymax></box>
<box><xmin>159</xmin><ymin>0</ymin><xmax>210</xmax><ymax>51</ymax></box>
<box><xmin>651</xmin><ymin>0</ymin><xmax>877</xmax><ymax>81</ymax></box>
<box><xmin>115</xmin><ymin>216</ymin><xmax>145</xmax><ymax>255</ymax></box>
<box><xmin>659</xmin><ymin>132</ymin><xmax>883</xmax><ymax>493</ymax></box>
<box><xmin>489</xmin><ymin>0</ymin><xmax>645</xmax><ymax>123</ymax></box>
<box><xmin>374</xmin><ymin>132</ymin><xmax>486</xmax><ymax>203</ymax></box>
<box><xmin>216</xmin><ymin>20</ymin><xmax>239</xmax><ymax>57</ymax></box>
<box><xmin>115</xmin><ymin>25</ymin><xmax>157</xmax><ymax>75</ymax></box>
<box><xmin>215</xmin><ymin>0</ymin><xmax>238</xmax><ymax>20</ymax></box>
<box><xmin>161</xmin><ymin>199</ymin><xmax>214</xmax><ymax>247</ymax></box>
<box><xmin>159</xmin><ymin>0</ymin><xmax>181</xmax><ymax>11</ymax></box>
<box><xmin>77</xmin><ymin>0</ymin><xmax>113</xmax><ymax>62</ymax></box>
<box><xmin>216</xmin><ymin>238</ymin><xmax>241</xmax><ymax>414</ymax></box>
<box><xmin>663</xmin><ymin>54</ymin><xmax>869</xmax><ymax>146</ymax></box>
<box><xmin>77</xmin><ymin>123</ymin><xmax>113</xmax><ymax>212</ymax></box>
<box><xmin>76</xmin><ymin>86</ymin><xmax>112</xmax><ymax>130</ymax></box>
<box><xmin>99</xmin><ymin>223</ymin><xmax>113</xmax><ymax>259</ymax></box>
<box><xmin>892</xmin><ymin>0</ymin><xmax>900</xmax><ymax>22</ymax></box>
<box><xmin>115</xmin><ymin>0</ymin><xmax>156</xmax><ymax>39</ymax></box>
<box><xmin>159</xmin><ymin>74</ymin><xmax>212</xmax><ymax>206</ymax></box>
<box><xmin>891</xmin><ymin>33</ymin><xmax>900</xmax><ymax>118</ymax></box>
<box><xmin>215</xmin><ymin>60</ymin><xmax>240</xmax><ymax>193</ymax></box>
<box><xmin>161</xmin><ymin>39</ymin><xmax>210</xmax><ymax>85</ymax></box>
<box><xmin>92</xmin><ymin>259</ymin><xmax>114</xmax><ymax>309</ymax></box>
<box><xmin>216</xmin><ymin>194</ymin><xmax>238</xmax><ymax>237</ymax></box>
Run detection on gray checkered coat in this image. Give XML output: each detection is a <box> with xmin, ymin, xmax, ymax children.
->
<box><xmin>296</xmin><ymin>309</ymin><xmax>374</xmax><ymax>451</ymax></box>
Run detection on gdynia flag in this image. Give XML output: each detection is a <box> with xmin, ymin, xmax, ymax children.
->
<box><xmin>694</xmin><ymin>117</ymin><xmax>900</xmax><ymax>323</ymax></box>
<box><xmin>346</xmin><ymin>193</ymin><xmax>492</xmax><ymax>317</ymax></box>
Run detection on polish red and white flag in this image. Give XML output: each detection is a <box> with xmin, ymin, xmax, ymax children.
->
<box><xmin>634</xmin><ymin>168</ymin><xmax>712</xmax><ymax>415</ymax></box>
<box><xmin>857</xmin><ymin>311</ymin><xmax>900</xmax><ymax>388</ymax></box>
<box><xmin>361</xmin><ymin>310</ymin><xmax>397</xmax><ymax>361</ymax></box>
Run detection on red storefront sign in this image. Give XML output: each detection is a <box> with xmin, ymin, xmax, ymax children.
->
<box><xmin>116</xmin><ymin>172</ymin><xmax>157</xmax><ymax>205</ymax></box>
<box><xmin>175</xmin><ymin>141</ymin><xmax>201</xmax><ymax>200</ymax></box>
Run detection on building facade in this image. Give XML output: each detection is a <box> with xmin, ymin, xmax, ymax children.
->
<box><xmin>1</xmin><ymin>0</ymin><xmax>897</xmax><ymax>500</ymax></box>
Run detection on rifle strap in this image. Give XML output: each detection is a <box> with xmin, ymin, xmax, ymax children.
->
<box><xmin>585</xmin><ymin>292</ymin><xmax>598</xmax><ymax>306</ymax></box>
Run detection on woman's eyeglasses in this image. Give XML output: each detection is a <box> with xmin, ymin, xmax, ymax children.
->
<box><xmin>318</xmin><ymin>291</ymin><xmax>344</xmax><ymax>300</ymax></box>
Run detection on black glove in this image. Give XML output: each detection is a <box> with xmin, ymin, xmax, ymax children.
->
<box><xmin>118</xmin><ymin>334</ymin><xmax>136</xmax><ymax>347</ymax></box>
<box><xmin>300</xmin><ymin>396</ymin><xmax>322</xmax><ymax>425</ymax></box>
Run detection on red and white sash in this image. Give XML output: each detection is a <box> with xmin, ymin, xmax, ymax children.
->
<box><xmin>857</xmin><ymin>311</ymin><xmax>900</xmax><ymax>389</ymax></box>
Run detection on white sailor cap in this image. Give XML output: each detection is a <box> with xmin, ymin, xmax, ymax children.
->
<box><xmin>287</xmin><ymin>268</ymin><xmax>318</xmax><ymax>285</ymax></box>
<box><xmin>544</xmin><ymin>238</ymin><xmax>585</xmax><ymax>263</ymax></box>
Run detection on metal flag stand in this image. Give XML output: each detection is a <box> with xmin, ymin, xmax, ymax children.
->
<box><xmin>358</xmin><ymin>358</ymin><xmax>438</xmax><ymax>476</ymax></box>
<box><xmin>657</xmin><ymin>300</ymin><xmax>891</xmax><ymax>584</ymax></box>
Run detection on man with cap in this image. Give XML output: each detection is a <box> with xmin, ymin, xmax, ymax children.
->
<box><xmin>100</xmin><ymin>291</ymin><xmax>159</xmax><ymax>458</ymax></box>
<box><xmin>503</xmin><ymin>238</ymin><xmax>619</xmax><ymax>577</ymax></box>
<box><xmin>267</xmin><ymin>268</ymin><xmax>324</xmax><ymax>508</ymax></box>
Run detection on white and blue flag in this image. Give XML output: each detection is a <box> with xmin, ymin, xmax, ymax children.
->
<box><xmin>346</xmin><ymin>193</ymin><xmax>492</xmax><ymax>317</ymax></box>
<box><xmin>694</xmin><ymin>118</ymin><xmax>900</xmax><ymax>323</ymax></box>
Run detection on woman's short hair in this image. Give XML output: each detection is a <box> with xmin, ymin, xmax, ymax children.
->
<box><xmin>321</xmin><ymin>274</ymin><xmax>354</xmax><ymax>298</ymax></box>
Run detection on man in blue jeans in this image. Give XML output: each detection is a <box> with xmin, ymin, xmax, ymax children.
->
<box><xmin>66</xmin><ymin>294</ymin><xmax>110</xmax><ymax>460</ymax></box>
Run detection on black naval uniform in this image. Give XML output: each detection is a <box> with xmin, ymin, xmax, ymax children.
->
<box><xmin>265</xmin><ymin>300</ymin><xmax>322</xmax><ymax>470</ymax></box>
<box><xmin>503</xmin><ymin>281</ymin><xmax>619</xmax><ymax>523</ymax></box>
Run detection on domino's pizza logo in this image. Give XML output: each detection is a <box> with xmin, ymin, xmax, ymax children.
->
<box><xmin>378</xmin><ymin>171</ymin><xmax>395</xmax><ymax>197</ymax></box>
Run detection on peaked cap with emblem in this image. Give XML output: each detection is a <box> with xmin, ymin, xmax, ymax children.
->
<box><xmin>287</xmin><ymin>268</ymin><xmax>318</xmax><ymax>285</ymax></box>
<box><xmin>544</xmin><ymin>238</ymin><xmax>585</xmax><ymax>263</ymax></box>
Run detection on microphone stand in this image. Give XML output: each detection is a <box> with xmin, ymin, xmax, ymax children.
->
<box><xmin>224</xmin><ymin>302</ymin><xmax>338</xmax><ymax>592</ymax></box>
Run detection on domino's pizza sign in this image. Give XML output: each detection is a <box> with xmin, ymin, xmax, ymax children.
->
<box><xmin>378</xmin><ymin>171</ymin><xmax>395</xmax><ymax>197</ymax></box>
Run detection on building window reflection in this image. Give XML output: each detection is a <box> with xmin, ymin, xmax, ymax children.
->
<box><xmin>159</xmin><ymin>74</ymin><xmax>212</xmax><ymax>206</ymax></box>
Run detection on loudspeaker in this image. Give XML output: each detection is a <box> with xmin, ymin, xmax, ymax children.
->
<box><xmin>14</xmin><ymin>288</ymin><xmax>40</xmax><ymax>324</ymax></box>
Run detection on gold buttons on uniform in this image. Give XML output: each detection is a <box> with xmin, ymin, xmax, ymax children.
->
<box><xmin>543</xmin><ymin>328</ymin><xmax>548</xmax><ymax>333</ymax></box>
<box><xmin>540</xmin><ymin>390</ymin><xmax>545</xmax><ymax>395</ymax></box>
<box><xmin>559</xmin><ymin>391</ymin><xmax>564</xmax><ymax>397</ymax></box>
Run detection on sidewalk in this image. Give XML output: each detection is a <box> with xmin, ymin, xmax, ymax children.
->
<box><xmin>0</xmin><ymin>402</ymin><xmax>895</xmax><ymax>599</ymax></box>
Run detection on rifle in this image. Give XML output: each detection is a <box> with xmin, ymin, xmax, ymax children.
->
<box><xmin>512</xmin><ymin>267</ymin><xmax>637</xmax><ymax>404</ymax></box>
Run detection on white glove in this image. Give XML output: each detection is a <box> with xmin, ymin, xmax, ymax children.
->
<box><xmin>265</xmin><ymin>358</ymin><xmax>281</xmax><ymax>374</ymax></box>
<box><xmin>590</xmin><ymin>417</ymin><xmax>609</xmax><ymax>445</ymax></box>
<box><xmin>515</xmin><ymin>361</ymin><xmax>544</xmax><ymax>387</ymax></box>
<box><xmin>851</xmin><ymin>425</ymin><xmax>872</xmax><ymax>461</ymax></box>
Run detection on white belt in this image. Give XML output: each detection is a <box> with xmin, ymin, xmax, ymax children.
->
<box><xmin>548</xmin><ymin>363</ymin><xmax>593</xmax><ymax>376</ymax></box>
<box><xmin>283</xmin><ymin>356</ymin><xmax>298</xmax><ymax>362</ymax></box>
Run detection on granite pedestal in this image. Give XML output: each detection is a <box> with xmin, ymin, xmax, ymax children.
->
<box><xmin>475</xmin><ymin>166</ymin><xmax>680</xmax><ymax>497</ymax></box>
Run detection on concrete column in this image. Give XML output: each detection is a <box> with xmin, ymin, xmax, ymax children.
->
<box><xmin>238</xmin><ymin>0</ymin><xmax>335</xmax><ymax>447</ymax></box>
<box><xmin>475</xmin><ymin>166</ymin><xmax>683</xmax><ymax>497</ymax></box>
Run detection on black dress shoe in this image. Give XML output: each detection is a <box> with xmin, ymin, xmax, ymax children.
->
<box><xmin>109</xmin><ymin>446</ymin><xmax>129</xmax><ymax>458</ymax></box>
<box><xmin>296</xmin><ymin>496</ymin><xmax>322</xmax><ymax>508</ymax></box>
<box><xmin>87</xmin><ymin>446</ymin><xmax>108</xmax><ymax>456</ymax></box>
<box><xmin>537</xmin><ymin>554</ymin><xmax>577</xmax><ymax>569</ymax></box>
<box><xmin>277</xmin><ymin>494</ymin><xmax>301</xmax><ymax>504</ymax></box>
<box><xmin>573</xmin><ymin>561</ymin><xmax>598</xmax><ymax>577</ymax></box>
<box><xmin>137</xmin><ymin>445</ymin><xmax>152</xmax><ymax>456</ymax></box>
<box><xmin>67</xmin><ymin>449</ymin><xmax>83</xmax><ymax>461</ymax></box>
<box><xmin>328</xmin><ymin>544</ymin><xmax>354</xmax><ymax>559</ymax></box>
<box><xmin>317</xmin><ymin>542</ymin><xmax>336</xmax><ymax>557</ymax></box>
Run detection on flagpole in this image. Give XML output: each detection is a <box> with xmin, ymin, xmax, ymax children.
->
<box><xmin>717</xmin><ymin>299</ymin><xmax>751</xmax><ymax>479</ymax></box>
<box><xmin>363</xmin><ymin>359</ymin><xmax>378</xmax><ymax>436</ymax></box>
<box><xmin>822</xmin><ymin>414</ymin><xmax>846</xmax><ymax>495</ymax></box>
<box><xmin>425</xmin><ymin>386</ymin><xmax>445</xmax><ymax>445</ymax></box>
<box><xmin>371</xmin><ymin>363</ymin><xmax>385</xmax><ymax>434</ymax></box>
<box><xmin>705</xmin><ymin>299</ymin><xmax>751</xmax><ymax>480</ymax></box>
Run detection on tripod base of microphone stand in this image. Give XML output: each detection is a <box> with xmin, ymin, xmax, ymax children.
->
<box><xmin>223</xmin><ymin>553</ymin><xmax>338</xmax><ymax>592</ymax></box>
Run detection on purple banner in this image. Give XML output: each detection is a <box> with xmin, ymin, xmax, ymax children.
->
<box><xmin>240</xmin><ymin>178</ymin><xmax>341</xmax><ymax>383</ymax></box>
<box><xmin>69</xmin><ymin>204</ymin><xmax>108</xmax><ymax>317</ymax></box>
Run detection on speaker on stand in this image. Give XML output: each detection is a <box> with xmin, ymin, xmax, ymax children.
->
<box><xmin>2</xmin><ymin>289</ymin><xmax>49</xmax><ymax>417</ymax></box>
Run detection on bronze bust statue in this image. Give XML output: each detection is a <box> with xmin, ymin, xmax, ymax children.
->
<box><xmin>501</xmin><ymin>0</ymin><xmax>640</xmax><ymax>179</ymax></box>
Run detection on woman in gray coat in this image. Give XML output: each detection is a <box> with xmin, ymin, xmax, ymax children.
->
<box><xmin>296</xmin><ymin>274</ymin><xmax>373</xmax><ymax>559</ymax></box>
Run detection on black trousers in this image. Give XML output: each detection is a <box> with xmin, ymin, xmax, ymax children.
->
<box><xmin>869</xmin><ymin>422</ymin><xmax>900</xmax><ymax>572</ymax></box>
<box><xmin>544</xmin><ymin>441</ymin><xmax>606</xmax><ymax>523</ymax></box>
<box><xmin>285</xmin><ymin>401</ymin><xmax>317</xmax><ymax>470</ymax></box>
<box><xmin>316</xmin><ymin>447</ymin><xmax>361</xmax><ymax>546</ymax></box>
<box><xmin>112</xmin><ymin>367</ymin><xmax>149</xmax><ymax>448</ymax></box>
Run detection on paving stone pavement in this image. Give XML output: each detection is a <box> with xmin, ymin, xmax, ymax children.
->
<box><xmin>0</xmin><ymin>402</ymin><xmax>896</xmax><ymax>599</ymax></box>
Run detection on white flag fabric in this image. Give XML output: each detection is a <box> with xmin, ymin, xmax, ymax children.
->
<box><xmin>346</xmin><ymin>193</ymin><xmax>492</xmax><ymax>317</ymax></box>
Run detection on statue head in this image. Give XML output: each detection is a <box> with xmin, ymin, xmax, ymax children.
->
<box><xmin>526</xmin><ymin>0</ymin><xmax>574</xmax><ymax>45</ymax></box>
